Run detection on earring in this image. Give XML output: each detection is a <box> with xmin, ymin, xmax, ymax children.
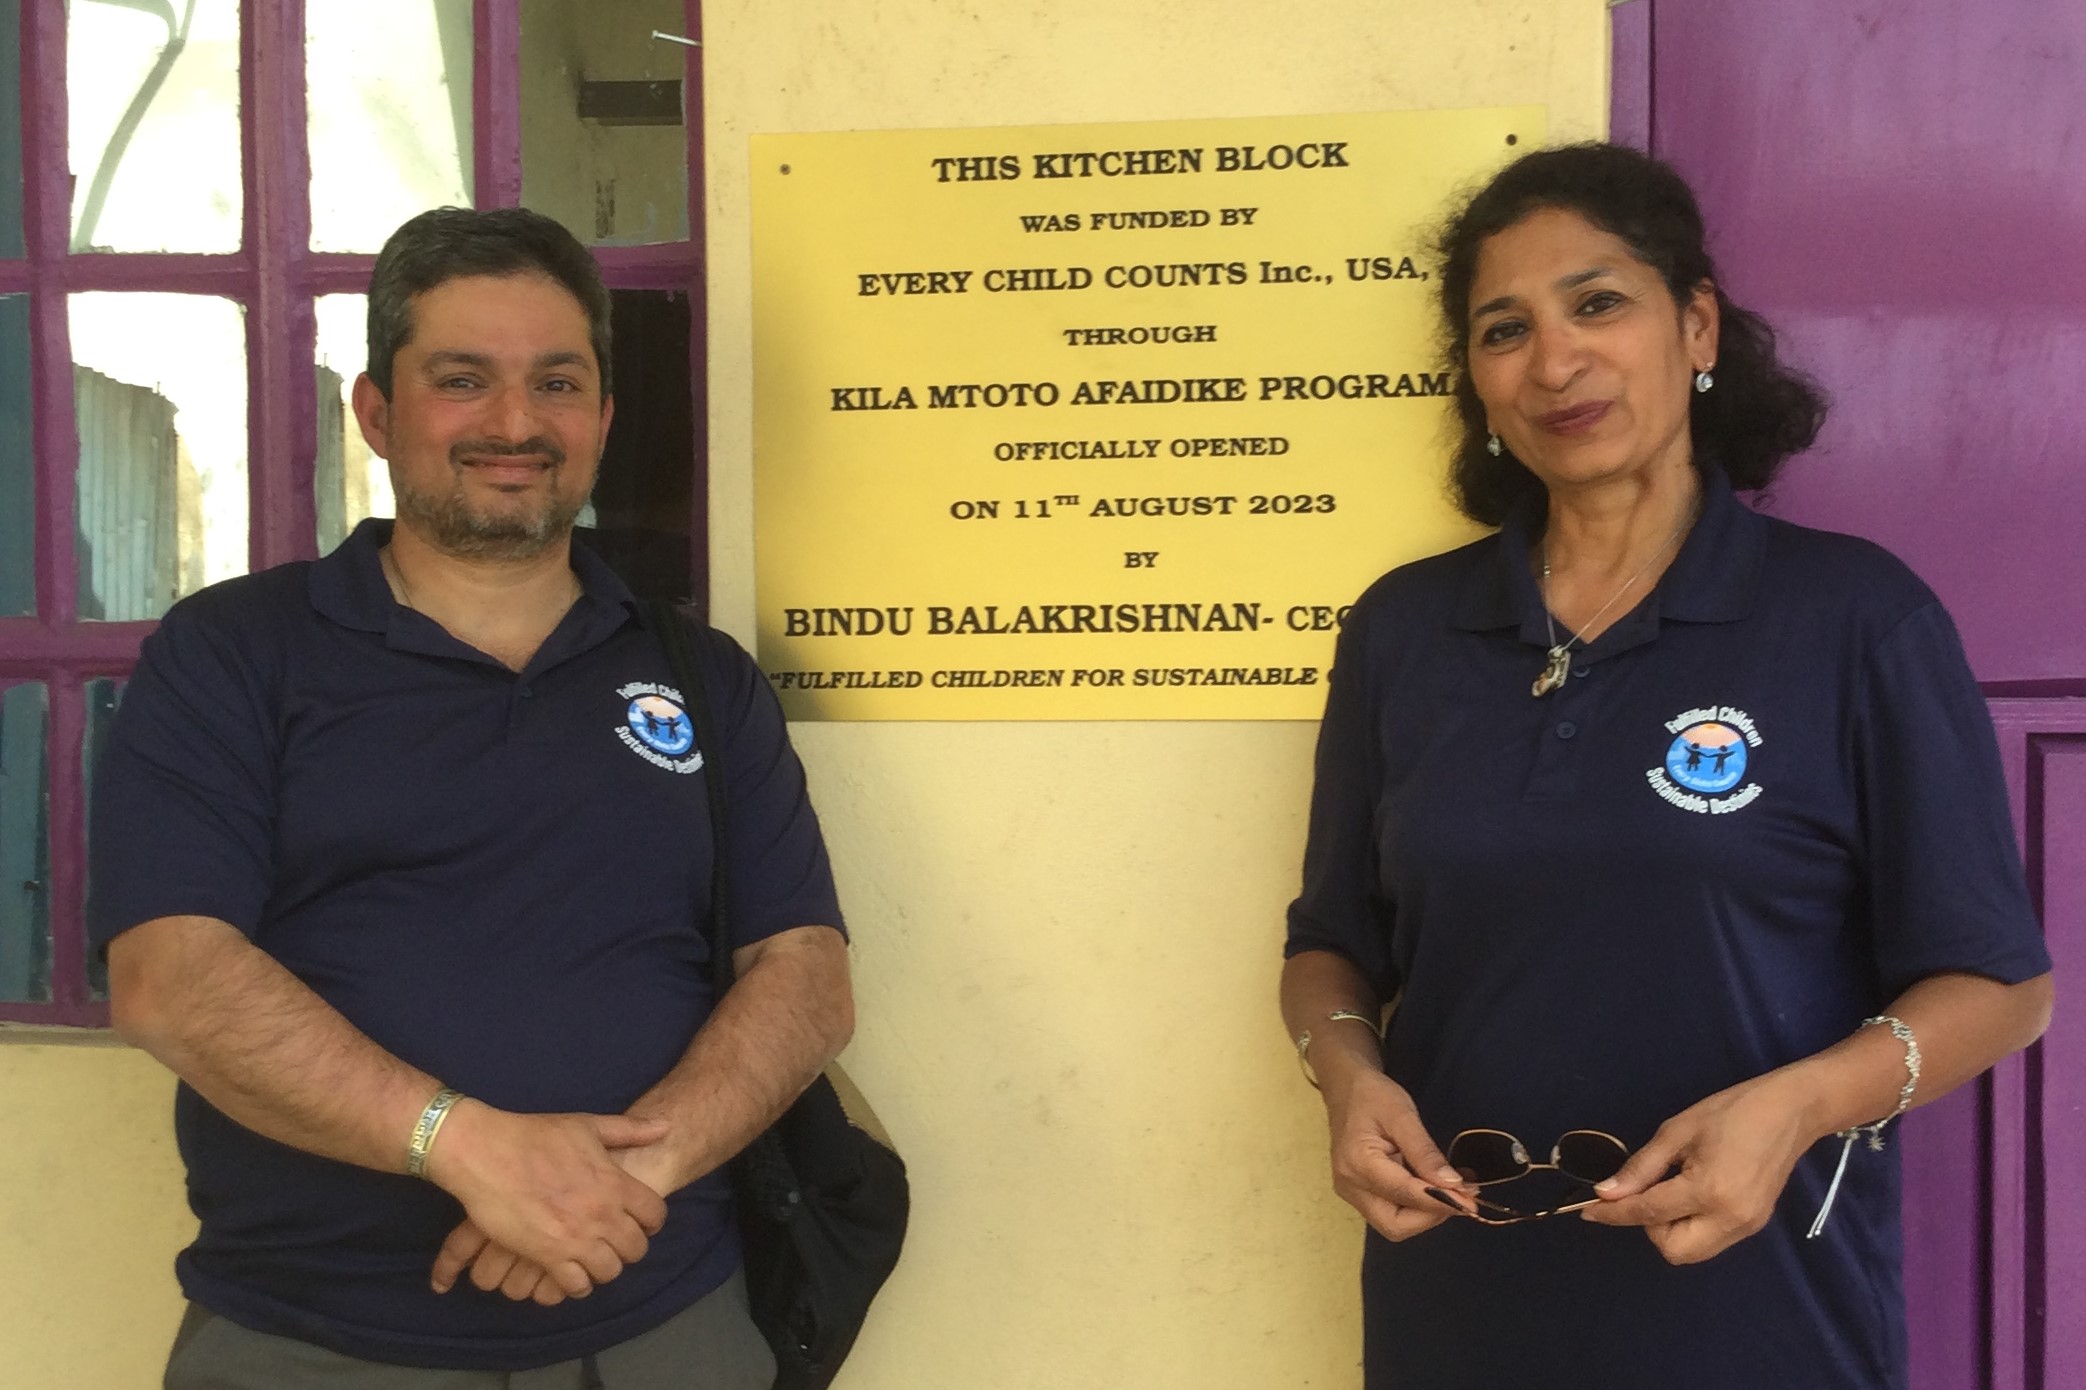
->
<box><xmin>1694</xmin><ymin>368</ymin><xmax>1714</xmax><ymax>394</ymax></box>
<box><xmin>1486</xmin><ymin>433</ymin><xmax>1503</xmax><ymax>456</ymax></box>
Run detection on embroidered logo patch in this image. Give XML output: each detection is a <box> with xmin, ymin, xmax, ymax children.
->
<box><xmin>1646</xmin><ymin>705</ymin><xmax>1762</xmax><ymax>814</ymax></box>
<box><xmin>615</xmin><ymin>682</ymin><xmax>704</xmax><ymax>774</ymax></box>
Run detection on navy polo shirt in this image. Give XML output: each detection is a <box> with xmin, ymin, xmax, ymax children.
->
<box><xmin>89</xmin><ymin>519</ymin><xmax>845</xmax><ymax>1370</ymax></box>
<box><xmin>1286</xmin><ymin>472</ymin><xmax>2048</xmax><ymax>1389</ymax></box>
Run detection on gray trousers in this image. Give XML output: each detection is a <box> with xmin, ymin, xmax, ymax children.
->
<box><xmin>163</xmin><ymin>1270</ymin><xmax>776</xmax><ymax>1390</ymax></box>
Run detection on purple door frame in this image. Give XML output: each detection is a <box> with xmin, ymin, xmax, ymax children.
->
<box><xmin>1613</xmin><ymin>3</ymin><xmax>2084</xmax><ymax>1386</ymax></box>
<box><xmin>0</xmin><ymin>0</ymin><xmax>711</xmax><ymax>1027</ymax></box>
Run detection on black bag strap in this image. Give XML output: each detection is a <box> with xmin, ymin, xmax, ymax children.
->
<box><xmin>644</xmin><ymin>599</ymin><xmax>738</xmax><ymax>994</ymax></box>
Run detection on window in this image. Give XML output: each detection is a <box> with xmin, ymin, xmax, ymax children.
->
<box><xmin>0</xmin><ymin>1</ymin><xmax>707</xmax><ymax>1025</ymax></box>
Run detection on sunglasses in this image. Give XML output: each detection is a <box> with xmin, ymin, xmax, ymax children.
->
<box><xmin>1434</xmin><ymin>1128</ymin><xmax>1630</xmax><ymax>1225</ymax></box>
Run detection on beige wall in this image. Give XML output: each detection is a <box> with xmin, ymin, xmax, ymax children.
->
<box><xmin>703</xmin><ymin>3</ymin><xmax>1606</xmax><ymax>1386</ymax></box>
<box><xmin>0</xmin><ymin>1037</ymin><xmax>192</xmax><ymax>1388</ymax></box>
<box><xmin>0</xmin><ymin>3</ymin><xmax>1605</xmax><ymax>1385</ymax></box>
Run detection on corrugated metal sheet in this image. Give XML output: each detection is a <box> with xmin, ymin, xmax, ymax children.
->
<box><xmin>72</xmin><ymin>365</ymin><xmax>186</xmax><ymax>621</ymax></box>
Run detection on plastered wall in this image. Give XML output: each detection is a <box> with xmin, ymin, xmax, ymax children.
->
<box><xmin>702</xmin><ymin>3</ymin><xmax>1606</xmax><ymax>1386</ymax></box>
<box><xmin>0</xmin><ymin>4</ymin><xmax>1604</xmax><ymax>1386</ymax></box>
<box><xmin>0</xmin><ymin>1038</ymin><xmax>193</xmax><ymax>1388</ymax></box>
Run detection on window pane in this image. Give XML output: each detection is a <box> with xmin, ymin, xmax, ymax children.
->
<box><xmin>71</xmin><ymin>293</ymin><xmax>248</xmax><ymax>621</ymax></box>
<box><xmin>67</xmin><ymin>0</ymin><xmax>241</xmax><ymax>253</ymax></box>
<box><xmin>521</xmin><ymin>0</ymin><xmax>690</xmax><ymax>245</ymax></box>
<box><xmin>1</xmin><ymin>0</ymin><xmax>22</xmax><ymax>258</ymax></box>
<box><xmin>0</xmin><ymin>294</ymin><xmax>29</xmax><ymax>616</ymax></box>
<box><xmin>307</xmin><ymin>0</ymin><xmax>472</xmax><ymax>253</ymax></box>
<box><xmin>583</xmin><ymin>289</ymin><xmax>694</xmax><ymax>599</ymax></box>
<box><xmin>315</xmin><ymin>293</ymin><xmax>393</xmax><ymax>551</ymax></box>
<box><xmin>0</xmin><ymin>681</ymin><xmax>50</xmax><ymax>1004</ymax></box>
<box><xmin>81</xmin><ymin>677</ymin><xmax>122</xmax><ymax>1000</ymax></box>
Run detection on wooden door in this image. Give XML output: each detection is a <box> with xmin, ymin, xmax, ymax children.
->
<box><xmin>1612</xmin><ymin>3</ymin><xmax>2085</xmax><ymax>1385</ymax></box>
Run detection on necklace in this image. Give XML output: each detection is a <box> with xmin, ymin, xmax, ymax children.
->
<box><xmin>382</xmin><ymin>546</ymin><xmax>583</xmax><ymax>618</ymax></box>
<box><xmin>1531</xmin><ymin>503</ymin><xmax>1696</xmax><ymax>697</ymax></box>
<box><xmin>380</xmin><ymin>547</ymin><xmax>416</xmax><ymax>610</ymax></box>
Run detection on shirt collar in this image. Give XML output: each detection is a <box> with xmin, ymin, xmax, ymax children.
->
<box><xmin>1453</xmin><ymin>467</ymin><xmax>1770</xmax><ymax>643</ymax></box>
<box><xmin>310</xmin><ymin>518</ymin><xmax>639</xmax><ymax>656</ymax></box>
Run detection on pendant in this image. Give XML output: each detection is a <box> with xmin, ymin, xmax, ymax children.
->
<box><xmin>1531</xmin><ymin>646</ymin><xmax>1571</xmax><ymax>697</ymax></box>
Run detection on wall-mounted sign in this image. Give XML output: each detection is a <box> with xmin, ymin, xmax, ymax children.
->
<box><xmin>751</xmin><ymin>107</ymin><xmax>1539</xmax><ymax>719</ymax></box>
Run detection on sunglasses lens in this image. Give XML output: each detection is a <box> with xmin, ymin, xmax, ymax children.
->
<box><xmin>1554</xmin><ymin>1131</ymin><xmax>1628</xmax><ymax>1184</ymax></box>
<box><xmin>1448</xmin><ymin>1131</ymin><xmax>1528</xmax><ymax>1184</ymax></box>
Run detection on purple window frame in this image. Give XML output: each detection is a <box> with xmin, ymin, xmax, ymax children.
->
<box><xmin>0</xmin><ymin>0</ymin><xmax>710</xmax><ymax>1027</ymax></box>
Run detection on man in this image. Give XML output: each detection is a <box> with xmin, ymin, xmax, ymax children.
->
<box><xmin>90</xmin><ymin>206</ymin><xmax>852</xmax><ymax>1388</ymax></box>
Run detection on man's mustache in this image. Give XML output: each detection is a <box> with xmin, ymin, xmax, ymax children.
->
<box><xmin>449</xmin><ymin>438</ymin><xmax>567</xmax><ymax>467</ymax></box>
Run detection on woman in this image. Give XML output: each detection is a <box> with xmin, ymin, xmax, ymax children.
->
<box><xmin>1280</xmin><ymin>143</ymin><xmax>2052</xmax><ymax>1388</ymax></box>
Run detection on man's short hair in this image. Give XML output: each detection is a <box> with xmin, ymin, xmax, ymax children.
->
<box><xmin>366</xmin><ymin>206</ymin><xmax>614</xmax><ymax>398</ymax></box>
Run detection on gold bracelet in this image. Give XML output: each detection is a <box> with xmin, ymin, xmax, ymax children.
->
<box><xmin>405</xmin><ymin>1087</ymin><xmax>464</xmax><ymax>1179</ymax></box>
<box><xmin>1296</xmin><ymin>1010</ymin><xmax>1383</xmax><ymax>1089</ymax></box>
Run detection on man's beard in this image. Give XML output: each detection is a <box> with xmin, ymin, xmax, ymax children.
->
<box><xmin>393</xmin><ymin>438</ymin><xmax>586</xmax><ymax>560</ymax></box>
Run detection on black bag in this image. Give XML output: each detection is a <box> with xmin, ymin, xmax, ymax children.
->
<box><xmin>647</xmin><ymin>601</ymin><xmax>909</xmax><ymax>1390</ymax></box>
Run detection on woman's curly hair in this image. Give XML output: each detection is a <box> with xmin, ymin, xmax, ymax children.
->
<box><xmin>1434</xmin><ymin>143</ymin><xmax>1827</xmax><ymax>525</ymax></box>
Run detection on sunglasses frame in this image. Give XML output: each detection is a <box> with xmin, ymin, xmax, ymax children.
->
<box><xmin>1441</xmin><ymin>1128</ymin><xmax>1629</xmax><ymax>1226</ymax></box>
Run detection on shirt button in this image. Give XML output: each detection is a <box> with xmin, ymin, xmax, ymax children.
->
<box><xmin>519</xmin><ymin>686</ymin><xmax>533</xmax><ymax>699</ymax></box>
<box><xmin>1573</xmin><ymin>666</ymin><xmax>1590</xmax><ymax>678</ymax></box>
<box><xmin>1556</xmin><ymin>721</ymin><xmax>1577</xmax><ymax>739</ymax></box>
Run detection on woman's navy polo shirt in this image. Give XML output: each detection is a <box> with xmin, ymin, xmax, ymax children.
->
<box><xmin>88</xmin><ymin>519</ymin><xmax>845</xmax><ymax>1370</ymax></box>
<box><xmin>1286</xmin><ymin>473</ymin><xmax>2049</xmax><ymax>1389</ymax></box>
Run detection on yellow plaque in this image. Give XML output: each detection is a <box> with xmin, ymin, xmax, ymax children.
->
<box><xmin>752</xmin><ymin>107</ymin><xmax>1539</xmax><ymax>720</ymax></box>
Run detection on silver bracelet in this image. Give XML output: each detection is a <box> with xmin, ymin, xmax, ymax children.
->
<box><xmin>405</xmin><ymin>1086</ymin><xmax>464</xmax><ymax>1179</ymax></box>
<box><xmin>1848</xmin><ymin>1014</ymin><xmax>1922</xmax><ymax>1150</ymax></box>
<box><xmin>1807</xmin><ymin>1014</ymin><xmax>1921</xmax><ymax>1240</ymax></box>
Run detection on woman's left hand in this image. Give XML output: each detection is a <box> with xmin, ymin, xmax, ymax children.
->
<box><xmin>1579</xmin><ymin>1069</ymin><xmax>1822</xmax><ymax>1264</ymax></box>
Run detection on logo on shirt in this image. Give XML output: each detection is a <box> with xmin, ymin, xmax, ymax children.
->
<box><xmin>616</xmin><ymin>682</ymin><xmax>704</xmax><ymax>774</ymax></box>
<box><xmin>1646</xmin><ymin>705</ymin><xmax>1762</xmax><ymax>814</ymax></box>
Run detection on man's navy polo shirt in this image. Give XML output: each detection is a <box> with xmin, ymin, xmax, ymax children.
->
<box><xmin>89</xmin><ymin>519</ymin><xmax>845</xmax><ymax>1370</ymax></box>
<box><xmin>1286</xmin><ymin>472</ymin><xmax>2049</xmax><ymax>1389</ymax></box>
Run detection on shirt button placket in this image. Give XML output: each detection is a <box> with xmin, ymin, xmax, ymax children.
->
<box><xmin>1524</xmin><ymin>661</ymin><xmax>1591</xmax><ymax>801</ymax></box>
<box><xmin>509</xmin><ymin>682</ymin><xmax>534</xmax><ymax>735</ymax></box>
